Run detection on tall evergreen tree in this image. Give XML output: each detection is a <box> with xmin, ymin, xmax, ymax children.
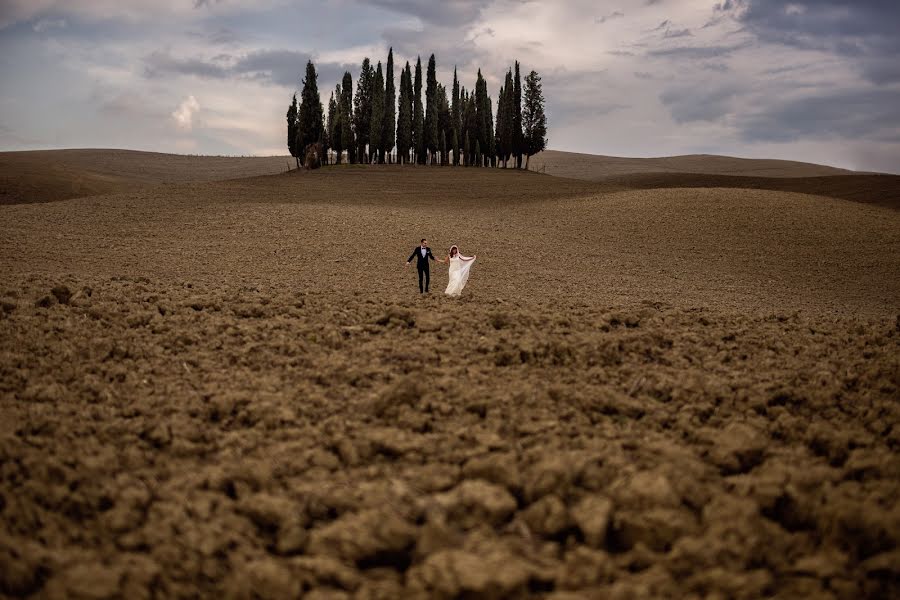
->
<box><xmin>437</xmin><ymin>83</ymin><xmax>451</xmax><ymax>153</ymax></box>
<box><xmin>451</xmin><ymin>69</ymin><xmax>461</xmax><ymax>166</ymax></box>
<box><xmin>296</xmin><ymin>61</ymin><xmax>324</xmax><ymax>160</ymax></box>
<box><xmin>464</xmin><ymin>130</ymin><xmax>471</xmax><ymax>167</ymax></box>
<box><xmin>498</xmin><ymin>69</ymin><xmax>515</xmax><ymax>167</ymax></box>
<box><xmin>513</xmin><ymin>61</ymin><xmax>523</xmax><ymax>168</ymax></box>
<box><xmin>286</xmin><ymin>93</ymin><xmax>298</xmax><ymax>167</ymax></box>
<box><xmin>413</xmin><ymin>57</ymin><xmax>424</xmax><ymax>165</ymax></box>
<box><xmin>332</xmin><ymin>85</ymin><xmax>343</xmax><ymax>164</ymax></box>
<box><xmin>424</xmin><ymin>54</ymin><xmax>438</xmax><ymax>164</ymax></box>
<box><xmin>460</xmin><ymin>86</ymin><xmax>468</xmax><ymax>164</ymax></box>
<box><xmin>370</xmin><ymin>62</ymin><xmax>385</xmax><ymax>164</ymax></box>
<box><xmin>396</xmin><ymin>62</ymin><xmax>412</xmax><ymax>164</ymax></box>
<box><xmin>474</xmin><ymin>70</ymin><xmax>491</xmax><ymax>167</ymax></box>
<box><xmin>440</xmin><ymin>130</ymin><xmax>447</xmax><ymax>166</ymax></box>
<box><xmin>486</xmin><ymin>94</ymin><xmax>495</xmax><ymax>167</ymax></box>
<box><xmin>325</xmin><ymin>91</ymin><xmax>336</xmax><ymax>165</ymax></box>
<box><xmin>382</xmin><ymin>47</ymin><xmax>396</xmax><ymax>164</ymax></box>
<box><xmin>451</xmin><ymin>68</ymin><xmax>461</xmax><ymax>142</ymax></box>
<box><xmin>464</xmin><ymin>92</ymin><xmax>477</xmax><ymax>166</ymax></box>
<box><xmin>495</xmin><ymin>83</ymin><xmax>505</xmax><ymax>166</ymax></box>
<box><xmin>522</xmin><ymin>70</ymin><xmax>547</xmax><ymax>170</ymax></box>
<box><xmin>340</xmin><ymin>71</ymin><xmax>355</xmax><ymax>164</ymax></box>
<box><xmin>353</xmin><ymin>58</ymin><xmax>374</xmax><ymax>163</ymax></box>
<box><xmin>451</xmin><ymin>128</ymin><xmax>459</xmax><ymax>166</ymax></box>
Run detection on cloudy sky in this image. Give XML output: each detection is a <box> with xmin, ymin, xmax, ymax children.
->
<box><xmin>1</xmin><ymin>0</ymin><xmax>898</xmax><ymax>172</ymax></box>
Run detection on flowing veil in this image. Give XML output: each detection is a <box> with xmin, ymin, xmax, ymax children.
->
<box><xmin>445</xmin><ymin>245</ymin><xmax>475</xmax><ymax>296</ymax></box>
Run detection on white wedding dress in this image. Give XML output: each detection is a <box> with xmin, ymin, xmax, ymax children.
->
<box><xmin>445</xmin><ymin>254</ymin><xmax>476</xmax><ymax>296</ymax></box>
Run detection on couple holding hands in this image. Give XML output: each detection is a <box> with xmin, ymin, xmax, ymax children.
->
<box><xmin>406</xmin><ymin>238</ymin><xmax>476</xmax><ymax>297</ymax></box>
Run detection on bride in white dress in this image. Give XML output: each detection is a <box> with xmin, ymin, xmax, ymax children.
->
<box><xmin>444</xmin><ymin>245</ymin><xmax>476</xmax><ymax>296</ymax></box>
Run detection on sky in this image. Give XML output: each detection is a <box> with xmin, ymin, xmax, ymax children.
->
<box><xmin>0</xmin><ymin>0</ymin><xmax>898</xmax><ymax>173</ymax></box>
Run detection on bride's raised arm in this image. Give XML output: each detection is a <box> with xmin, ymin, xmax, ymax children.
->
<box><xmin>459</xmin><ymin>254</ymin><xmax>476</xmax><ymax>261</ymax></box>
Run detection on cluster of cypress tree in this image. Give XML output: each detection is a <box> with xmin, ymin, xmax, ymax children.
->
<box><xmin>286</xmin><ymin>51</ymin><xmax>546</xmax><ymax>169</ymax></box>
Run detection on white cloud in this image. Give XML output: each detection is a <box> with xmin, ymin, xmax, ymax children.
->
<box><xmin>172</xmin><ymin>95</ymin><xmax>200</xmax><ymax>130</ymax></box>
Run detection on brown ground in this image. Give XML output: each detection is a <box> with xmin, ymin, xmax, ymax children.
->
<box><xmin>0</xmin><ymin>149</ymin><xmax>292</xmax><ymax>205</ymax></box>
<box><xmin>1</xmin><ymin>154</ymin><xmax>899</xmax><ymax>599</ymax></box>
<box><xmin>529</xmin><ymin>150</ymin><xmax>858</xmax><ymax>178</ymax></box>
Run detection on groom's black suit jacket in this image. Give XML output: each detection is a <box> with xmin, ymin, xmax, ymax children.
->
<box><xmin>408</xmin><ymin>246</ymin><xmax>436</xmax><ymax>270</ymax></box>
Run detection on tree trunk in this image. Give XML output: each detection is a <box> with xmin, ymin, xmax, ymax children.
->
<box><xmin>525</xmin><ymin>154</ymin><xmax>530</xmax><ymax>170</ymax></box>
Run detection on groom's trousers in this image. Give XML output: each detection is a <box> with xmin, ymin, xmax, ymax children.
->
<box><xmin>417</xmin><ymin>265</ymin><xmax>430</xmax><ymax>293</ymax></box>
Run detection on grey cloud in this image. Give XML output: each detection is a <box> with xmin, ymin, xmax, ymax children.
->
<box><xmin>144</xmin><ymin>49</ymin><xmax>348</xmax><ymax>89</ymax></box>
<box><xmin>97</xmin><ymin>91</ymin><xmax>166</xmax><ymax>119</ymax></box>
<box><xmin>660</xmin><ymin>84</ymin><xmax>741</xmax><ymax>123</ymax></box>
<box><xmin>663</xmin><ymin>27</ymin><xmax>692</xmax><ymax>38</ymax></box>
<box><xmin>542</xmin><ymin>68</ymin><xmax>623</xmax><ymax>125</ymax></box>
<box><xmin>0</xmin><ymin>123</ymin><xmax>42</xmax><ymax>146</ymax></box>
<box><xmin>737</xmin><ymin>88</ymin><xmax>900</xmax><ymax>143</ymax></box>
<box><xmin>596</xmin><ymin>11</ymin><xmax>624</xmax><ymax>24</ymax></box>
<box><xmin>648</xmin><ymin>43</ymin><xmax>747</xmax><ymax>60</ymax></box>
<box><xmin>701</xmin><ymin>62</ymin><xmax>729</xmax><ymax>72</ymax></box>
<box><xmin>144</xmin><ymin>51</ymin><xmax>230</xmax><ymax>79</ymax></box>
<box><xmin>33</xmin><ymin>18</ymin><xmax>67</xmax><ymax>33</ymax></box>
<box><xmin>187</xmin><ymin>26</ymin><xmax>241</xmax><ymax>46</ymax></box>
<box><xmin>234</xmin><ymin>50</ymin><xmax>318</xmax><ymax>87</ymax></box>
<box><xmin>382</xmin><ymin>25</ymin><xmax>485</xmax><ymax>70</ymax></box>
<box><xmin>724</xmin><ymin>0</ymin><xmax>900</xmax><ymax>82</ymax></box>
<box><xmin>361</xmin><ymin>0</ymin><xmax>490</xmax><ymax>26</ymax></box>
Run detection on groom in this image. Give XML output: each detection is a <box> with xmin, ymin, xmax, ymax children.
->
<box><xmin>406</xmin><ymin>238</ymin><xmax>437</xmax><ymax>293</ymax></box>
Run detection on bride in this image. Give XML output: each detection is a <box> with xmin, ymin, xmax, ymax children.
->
<box><xmin>444</xmin><ymin>245</ymin><xmax>476</xmax><ymax>296</ymax></box>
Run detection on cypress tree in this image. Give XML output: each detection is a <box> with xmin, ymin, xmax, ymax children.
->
<box><xmin>396</xmin><ymin>62</ymin><xmax>412</xmax><ymax>165</ymax></box>
<box><xmin>370</xmin><ymin>62</ymin><xmax>385</xmax><ymax>164</ymax></box>
<box><xmin>500</xmin><ymin>70</ymin><xmax>514</xmax><ymax>167</ymax></box>
<box><xmin>451</xmin><ymin>69</ymin><xmax>460</xmax><ymax>167</ymax></box>
<box><xmin>353</xmin><ymin>58</ymin><xmax>374</xmax><ymax>163</ymax></box>
<box><xmin>495</xmin><ymin>83</ymin><xmax>505</xmax><ymax>166</ymax></box>
<box><xmin>522</xmin><ymin>69</ymin><xmax>547</xmax><ymax>170</ymax></box>
<box><xmin>424</xmin><ymin>54</ymin><xmax>438</xmax><ymax>165</ymax></box>
<box><xmin>440</xmin><ymin>130</ymin><xmax>447</xmax><ymax>166</ymax></box>
<box><xmin>340</xmin><ymin>72</ymin><xmax>355</xmax><ymax>164</ymax></box>
<box><xmin>514</xmin><ymin>61</ymin><xmax>523</xmax><ymax>168</ymax></box>
<box><xmin>474</xmin><ymin>69</ymin><xmax>490</xmax><ymax>167</ymax></box>
<box><xmin>325</xmin><ymin>91</ymin><xmax>336</xmax><ymax>165</ymax></box>
<box><xmin>332</xmin><ymin>85</ymin><xmax>343</xmax><ymax>164</ymax></box>
<box><xmin>452</xmin><ymin>129</ymin><xmax>459</xmax><ymax>166</ymax></box>
<box><xmin>465</xmin><ymin>92</ymin><xmax>477</xmax><ymax>166</ymax></box>
<box><xmin>286</xmin><ymin>93</ymin><xmax>298</xmax><ymax>167</ymax></box>
<box><xmin>464</xmin><ymin>130</ymin><xmax>471</xmax><ymax>167</ymax></box>
<box><xmin>486</xmin><ymin>94</ymin><xmax>495</xmax><ymax>167</ymax></box>
<box><xmin>383</xmin><ymin>47</ymin><xmax>396</xmax><ymax>164</ymax></box>
<box><xmin>413</xmin><ymin>57</ymin><xmax>424</xmax><ymax>165</ymax></box>
<box><xmin>437</xmin><ymin>83</ymin><xmax>450</xmax><ymax>154</ymax></box>
<box><xmin>451</xmin><ymin>68</ymin><xmax>460</xmax><ymax>143</ymax></box>
<box><xmin>296</xmin><ymin>61</ymin><xmax>324</xmax><ymax>160</ymax></box>
<box><xmin>475</xmin><ymin>139</ymin><xmax>481</xmax><ymax>168</ymax></box>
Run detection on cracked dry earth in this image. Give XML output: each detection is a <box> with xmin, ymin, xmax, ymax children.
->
<box><xmin>1</xmin><ymin>166</ymin><xmax>899</xmax><ymax>599</ymax></box>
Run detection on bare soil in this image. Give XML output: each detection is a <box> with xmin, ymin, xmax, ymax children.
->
<box><xmin>0</xmin><ymin>149</ymin><xmax>292</xmax><ymax>205</ymax></box>
<box><xmin>1</xmin><ymin>160</ymin><xmax>898</xmax><ymax>599</ymax></box>
<box><xmin>529</xmin><ymin>150</ymin><xmax>858</xmax><ymax>179</ymax></box>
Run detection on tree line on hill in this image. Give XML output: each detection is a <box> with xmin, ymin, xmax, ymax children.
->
<box><xmin>286</xmin><ymin>49</ymin><xmax>546</xmax><ymax>169</ymax></box>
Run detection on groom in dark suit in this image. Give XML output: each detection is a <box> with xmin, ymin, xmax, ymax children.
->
<box><xmin>406</xmin><ymin>238</ymin><xmax>438</xmax><ymax>293</ymax></box>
